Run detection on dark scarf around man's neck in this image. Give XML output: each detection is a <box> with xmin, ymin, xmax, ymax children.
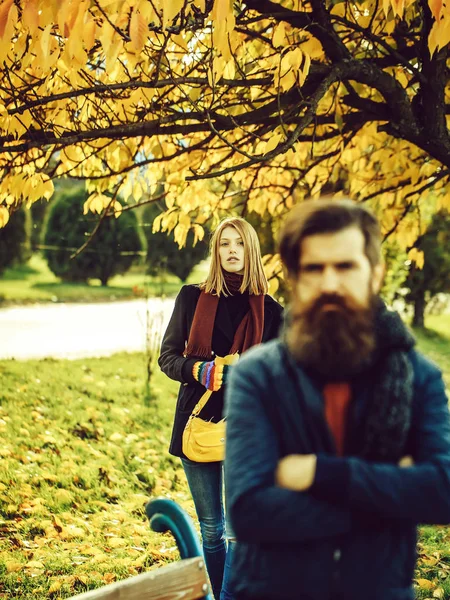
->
<box><xmin>360</xmin><ymin>299</ymin><xmax>416</xmax><ymax>462</ymax></box>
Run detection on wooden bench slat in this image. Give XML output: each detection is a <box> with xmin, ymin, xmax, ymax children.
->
<box><xmin>67</xmin><ymin>557</ymin><xmax>209</xmax><ymax>600</ymax></box>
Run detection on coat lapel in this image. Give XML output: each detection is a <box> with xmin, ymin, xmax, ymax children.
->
<box><xmin>261</xmin><ymin>302</ymin><xmax>274</xmax><ymax>341</ymax></box>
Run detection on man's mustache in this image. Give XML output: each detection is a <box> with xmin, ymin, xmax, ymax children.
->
<box><xmin>311</xmin><ymin>293</ymin><xmax>349</xmax><ymax>311</ymax></box>
<box><xmin>291</xmin><ymin>293</ymin><xmax>352</xmax><ymax>321</ymax></box>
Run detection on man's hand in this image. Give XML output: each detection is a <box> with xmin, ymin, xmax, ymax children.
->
<box><xmin>276</xmin><ymin>454</ymin><xmax>317</xmax><ymax>492</ymax></box>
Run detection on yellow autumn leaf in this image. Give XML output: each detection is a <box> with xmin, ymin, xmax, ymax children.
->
<box><xmin>54</xmin><ymin>489</ymin><xmax>74</xmax><ymax>505</ymax></box>
<box><xmin>107</xmin><ymin>537</ymin><xmax>127</xmax><ymax>548</ymax></box>
<box><xmin>83</xmin><ymin>193</ymin><xmax>110</xmax><ymax>215</ymax></box>
<box><xmin>264</xmin><ymin>133</ymin><xmax>282</xmax><ymax>155</ymax></box>
<box><xmin>429</xmin><ymin>0</ymin><xmax>443</xmax><ymax>19</ymax></box>
<box><xmin>60</xmin><ymin>525</ymin><xmax>85</xmax><ymax>540</ymax></box>
<box><xmin>272</xmin><ymin>22</ymin><xmax>286</xmax><ymax>47</ymax></box>
<box><xmin>0</xmin><ymin>205</ymin><xmax>9</xmax><ymax>227</ymax></box>
<box><xmin>301</xmin><ymin>35</ymin><xmax>324</xmax><ymax>60</ymax></box>
<box><xmin>212</xmin><ymin>0</ymin><xmax>232</xmax><ymax>21</ymax></box>
<box><xmin>0</xmin><ymin>0</ymin><xmax>14</xmax><ymax>38</ymax></box>
<box><xmin>48</xmin><ymin>581</ymin><xmax>63</xmax><ymax>595</ymax></box>
<box><xmin>5</xmin><ymin>561</ymin><xmax>22</xmax><ymax>573</ymax></box>
<box><xmin>408</xmin><ymin>247</ymin><xmax>425</xmax><ymax>269</ymax></box>
<box><xmin>163</xmin><ymin>0</ymin><xmax>184</xmax><ymax>29</ymax></box>
<box><xmin>25</xmin><ymin>560</ymin><xmax>45</xmax><ymax>570</ymax></box>
<box><xmin>82</xmin><ymin>17</ymin><xmax>96</xmax><ymax>50</ymax></box>
<box><xmin>268</xmin><ymin>276</ymin><xmax>279</xmax><ymax>296</ymax></box>
<box><xmin>390</xmin><ymin>0</ymin><xmax>406</xmax><ymax>17</ymax></box>
<box><xmin>113</xmin><ymin>200</ymin><xmax>122</xmax><ymax>217</ymax></box>
<box><xmin>129</xmin><ymin>7</ymin><xmax>147</xmax><ymax>52</ymax></box>
<box><xmin>416</xmin><ymin>577</ymin><xmax>435</xmax><ymax>590</ymax></box>
<box><xmin>192</xmin><ymin>223</ymin><xmax>204</xmax><ymax>245</ymax></box>
<box><xmin>22</xmin><ymin>0</ymin><xmax>39</xmax><ymax>32</ymax></box>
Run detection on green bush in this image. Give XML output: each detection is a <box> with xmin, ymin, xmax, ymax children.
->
<box><xmin>30</xmin><ymin>198</ymin><xmax>50</xmax><ymax>251</ymax></box>
<box><xmin>43</xmin><ymin>187</ymin><xmax>144</xmax><ymax>286</ymax></box>
<box><xmin>0</xmin><ymin>209</ymin><xmax>30</xmax><ymax>276</ymax></box>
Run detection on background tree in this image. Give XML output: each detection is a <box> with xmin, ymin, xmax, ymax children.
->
<box><xmin>44</xmin><ymin>187</ymin><xmax>144</xmax><ymax>286</ymax></box>
<box><xmin>401</xmin><ymin>211</ymin><xmax>450</xmax><ymax>328</ymax></box>
<box><xmin>0</xmin><ymin>209</ymin><xmax>29</xmax><ymax>276</ymax></box>
<box><xmin>30</xmin><ymin>199</ymin><xmax>49</xmax><ymax>252</ymax></box>
<box><xmin>1</xmin><ymin>0</ymin><xmax>450</xmax><ymax>260</ymax></box>
<box><xmin>143</xmin><ymin>201</ymin><xmax>208</xmax><ymax>282</ymax></box>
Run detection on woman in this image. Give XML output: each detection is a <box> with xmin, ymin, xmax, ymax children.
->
<box><xmin>158</xmin><ymin>217</ymin><xmax>283</xmax><ymax>600</ymax></box>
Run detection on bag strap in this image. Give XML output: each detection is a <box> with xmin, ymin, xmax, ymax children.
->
<box><xmin>188</xmin><ymin>354</ymin><xmax>239</xmax><ymax>420</ymax></box>
<box><xmin>190</xmin><ymin>389</ymin><xmax>213</xmax><ymax>418</ymax></box>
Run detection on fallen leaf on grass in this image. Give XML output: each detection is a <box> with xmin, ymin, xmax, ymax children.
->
<box><xmin>421</xmin><ymin>557</ymin><xmax>440</xmax><ymax>567</ymax></box>
<box><xmin>52</xmin><ymin>515</ymin><xmax>63</xmax><ymax>533</ymax></box>
<box><xmin>20</xmin><ymin>498</ymin><xmax>46</xmax><ymax>514</ymax></box>
<box><xmin>106</xmin><ymin>537</ymin><xmax>126</xmax><ymax>548</ymax></box>
<box><xmin>78</xmin><ymin>544</ymin><xmax>103</xmax><ymax>556</ymax></box>
<box><xmin>54</xmin><ymin>489</ymin><xmax>74</xmax><ymax>506</ymax></box>
<box><xmin>48</xmin><ymin>581</ymin><xmax>62</xmax><ymax>595</ymax></box>
<box><xmin>60</xmin><ymin>525</ymin><xmax>85</xmax><ymax>540</ymax></box>
<box><xmin>5</xmin><ymin>561</ymin><xmax>22</xmax><ymax>573</ymax></box>
<box><xmin>25</xmin><ymin>560</ymin><xmax>45</xmax><ymax>570</ymax></box>
<box><xmin>89</xmin><ymin>554</ymin><xmax>110</xmax><ymax>565</ymax></box>
<box><xmin>416</xmin><ymin>578</ymin><xmax>435</xmax><ymax>590</ymax></box>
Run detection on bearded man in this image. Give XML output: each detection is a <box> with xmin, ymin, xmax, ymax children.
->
<box><xmin>224</xmin><ymin>198</ymin><xmax>450</xmax><ymax>600</ymax></box>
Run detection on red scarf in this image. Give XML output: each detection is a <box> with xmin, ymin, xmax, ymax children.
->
<box><xmin>184</xmin><ymin>275</ymin><xmax>264</xmax><ymax>358</ymax></box>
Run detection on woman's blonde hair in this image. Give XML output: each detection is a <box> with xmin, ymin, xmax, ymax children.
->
<box><xmin>201</xmin><ymin>217</ymin><xmax>268</xmax><ymax>296</ymax></box>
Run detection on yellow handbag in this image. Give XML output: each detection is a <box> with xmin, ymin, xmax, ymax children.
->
<box><xmin>182</xmin><ymin>354</ymin><xmax>239</xmax><ymax>463</ymax></box>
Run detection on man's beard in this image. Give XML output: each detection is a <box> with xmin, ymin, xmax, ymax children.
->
<box><xmin>285</xmin><ymin>291</ymin><xmax>377</xmax><ymax>379</ymax></box>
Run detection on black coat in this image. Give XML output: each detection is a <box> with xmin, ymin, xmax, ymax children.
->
<box><xmin>158</xmin><ymin>284</ymin><xmax>284</xmax><ymax>458</ymax></box>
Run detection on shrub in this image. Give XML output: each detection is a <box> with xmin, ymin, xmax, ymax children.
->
<box><xmin>0</xmin><ymin>209</ymin><xmax>30</xmax><ymax>276</ymax></box>
<box><xmin>44</xmin><ymin>187</ymin><xmax>144</xmax><ymax>286</ymax></box>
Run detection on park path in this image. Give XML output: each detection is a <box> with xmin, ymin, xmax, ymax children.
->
<box><xmin>0</xmin><ymin>298</ymin><xmax>175</xmax><ymax>360</ymax></box>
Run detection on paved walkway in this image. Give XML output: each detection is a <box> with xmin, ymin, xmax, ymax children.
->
<box><xmin>0</xmin><ymin>299</ymin><xmax>175</xmax><ymax>360</ymax></box>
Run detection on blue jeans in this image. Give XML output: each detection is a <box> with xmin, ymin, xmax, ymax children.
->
<box><xmin>181</xmin><ymin>458</ymin><xmax>235</xmax><ymax>600</ymax></box>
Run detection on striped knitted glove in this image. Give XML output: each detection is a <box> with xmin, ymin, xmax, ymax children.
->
<box><xmin>192</xmin><ymin>361</ymin><xmax>230</xmax><ymax>392</ymax></box>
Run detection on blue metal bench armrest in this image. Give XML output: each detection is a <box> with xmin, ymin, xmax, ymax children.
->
<box><xmin>146</xmin><ymin>498</ymin><xmax>213</xmax><ymax>600</ymax></box>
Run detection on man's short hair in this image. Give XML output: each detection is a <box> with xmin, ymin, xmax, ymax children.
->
<box><xmin>278</xmin><ymin>197</ymin><xmax>382</xmax><ymax>277</ymax></box>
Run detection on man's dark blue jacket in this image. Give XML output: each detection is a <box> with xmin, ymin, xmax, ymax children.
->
<box><xmin>225</xmin><ymin>339</ymin><xmax>450</xmax><ymax>600</ymax></box>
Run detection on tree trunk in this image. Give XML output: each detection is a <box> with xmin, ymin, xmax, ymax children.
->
<box><xmin>412</xmin><ymin>291</ymin><xmax>426</xmax><ymax>328</ymax></box>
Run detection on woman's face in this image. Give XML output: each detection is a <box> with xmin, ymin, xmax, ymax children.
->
<box><xmin>218</xmin><ymin>226</ymin><xmax>245</xmax><ymax>274</ymax></box>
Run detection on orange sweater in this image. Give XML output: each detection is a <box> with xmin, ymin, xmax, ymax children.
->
<box><xmin>323</xmin><ymin>383</ymin><xmax>351</xmax><ymax>456</ymax></box>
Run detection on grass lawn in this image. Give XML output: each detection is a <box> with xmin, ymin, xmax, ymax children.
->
<box><xmin>0</xmin><ymin>255</ymin><xmax>208</xmax><ymax>305</ymax></box>
<box><xmin>0</xmin><ymin>354</ymin><xmax>185</xmax><ymax>599</ymax></box>
<box><xmin>414</xmin><ymin>315</ymin><xmax>450</xmax><ymax>389</ymax></box>
<box><xmin>413</xmin><ymin>316</ymin><xmax>450</xmax><ymax>599</ymax></box>
<box><xmin>0</xmin><ymin>316</ymin><xmax>449</xmax><ymax>598</ymax></box>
